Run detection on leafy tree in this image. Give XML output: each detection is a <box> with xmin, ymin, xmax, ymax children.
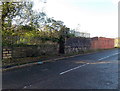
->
<box><xmin>1</xmin><ymin>1</ymin><xmax>24</xmax><ymax>30</ymax></box>
<box><xmin>45</xmin><ymin>18</ymin><xmax>70</xmax><ymax>54</ymax></box>
<box><xmin>58</xmin><ymin>25</ymin><xmax>70</xmax><ymax>54</ymax></box>
<box><xmin>1</xmin><ymin>1</ymin><xmax>34</xmax><ymax>45</ymax></box>
<box><xmin>41</xmin><ymin>18</ymin><xmax>72</xmax><ymax>54</ymax></box>
<box><xmin>1</xmin><ymin>1</ymin><xmax>73</xmax><ymax>48</ymax></box>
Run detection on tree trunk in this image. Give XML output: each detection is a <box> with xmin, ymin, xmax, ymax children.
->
<box><xmin>59</xmin><ymin>36</ymin><xmax>65</xmax><ymax>54</ymax></box>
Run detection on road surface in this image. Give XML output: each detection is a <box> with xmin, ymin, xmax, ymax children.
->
<box><xmin>2</xmin><ymin>48</ymin><xmax>119</xmax><ymax>89</ymax></box>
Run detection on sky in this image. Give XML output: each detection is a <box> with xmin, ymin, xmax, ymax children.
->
<box><xmin>32</xmin><ymin>0</ymin><xmax>119</xmax><ymax>38</ymax></box>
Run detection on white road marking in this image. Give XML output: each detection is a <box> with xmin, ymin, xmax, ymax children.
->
<box><xmin>98</xmin><ymin>52</ymin><xmax>120</xmax><ymax>61</ymax></box>
<box><xmin>60</xmin><ymin>64</ymin><xmax>87</xmax><ymax>75</ymax></box>
<box><xmin>23</xmin><ymin>86</ymin><xmax>27</xmax><ymax>88</ymax></box>
<box><xmin>60</xmin><ymin>52</ymin><xmax>120</xmax><ymax>75</ymax></box>
<box><xmin>23</xmin><ymin>84</ymin><xmax>32</xmax><ymax>89</ymax></box>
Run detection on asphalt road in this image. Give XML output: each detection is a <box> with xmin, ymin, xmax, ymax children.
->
<box><xmin>2</xmin><ymin>48</ymin><xmax>119</xmax><ymax>89</ymax></box>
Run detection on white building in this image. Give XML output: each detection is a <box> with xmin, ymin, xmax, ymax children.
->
<box><xmin>70</xmin><ymin>29</ymin><xmax>90</xmax><ymax>38</ymax></box>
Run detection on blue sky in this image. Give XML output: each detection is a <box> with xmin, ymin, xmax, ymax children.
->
<box><xmin>33</xmin><ymin>0</ymin><xmax>118</xmax><ymax>38</ymax></box>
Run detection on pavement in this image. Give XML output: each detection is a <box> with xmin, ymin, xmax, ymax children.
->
<box><xmin>2</xmin><ymin>48</ymin><xmax>119</xmax><ymax>89</ymax></box>
<box><xmin>2</xmin><ymin>49</ymin><xmax>103</xmax><ymax>71</ymax></box>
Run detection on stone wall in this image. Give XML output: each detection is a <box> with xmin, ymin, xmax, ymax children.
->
<box><xmin>2</xmin><ymin>37</ymin><xmax>115</xmax><ymax>59</ymax></box>
<box><xmin>65</xmin><ymin>37</ymin><xmax>91</xmax><ymax>54</ymax></box>
<box><xmin>2</xmin><ymin>47</ymin><xmax>12</xmax><ymax>59</ymax></box>
<box><xmin>2</xmin><ymin>44</ymin><xmax>58</xmax><ymax>59</ymax></box>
